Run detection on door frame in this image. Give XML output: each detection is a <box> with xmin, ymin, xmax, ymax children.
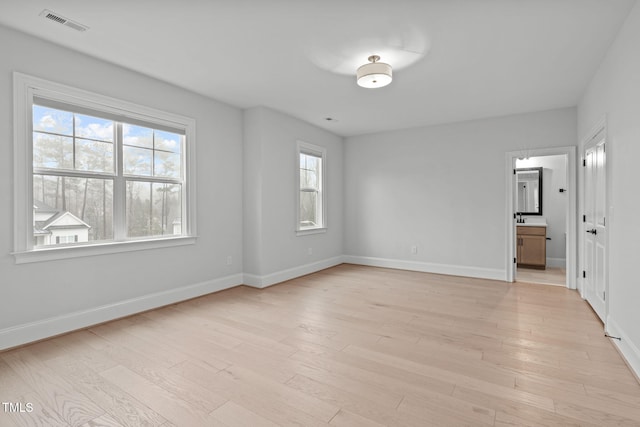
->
<box><xmin>505</xmin><ymin>146</ymin><xmax>577</xmax><ymax>288</ymax></box>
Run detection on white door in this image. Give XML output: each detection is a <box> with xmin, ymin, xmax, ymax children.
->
<box><xmin>583</xmin><ymin>134</ymin><xmax>607</xmax><ymax>321</ymax></box>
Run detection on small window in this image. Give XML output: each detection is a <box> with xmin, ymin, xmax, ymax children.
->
<box><xmin>296</xmin><ymin>141</ymin><xmax>326</xmax><ymax>234</ymax></box>
<box><xmin>14</xmin><ymin>73</ymin><xmax>197</xmax><ymax>263</ymax></box>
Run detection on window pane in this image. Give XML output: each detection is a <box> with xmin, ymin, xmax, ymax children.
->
<box><xmin>123</xmin><ymin>124</ymin><xmax>153</xmax><ymax>149</ymax></box>
<box><xmin>152</xmin><ymin>183</ymin><xmax>182</xmax><ymax>236</ymax></box>
<box><xmin>33</xmin><ymin>132</ymin><xmax>73</xmax><ymax>170</ymax></box>
<box><xmin>300</xmin><ymin>191</ymin><xmax>317</xmax><ymax>227</ymax></box>
<box><xmin>300</xmin><ymin>169</ymin><xmax>317</xmax><ymax>189</ymax></box>
<box><xmin>155</xmin><ymin>130</ymin><xmax>181</xmax><ymax>153</ymax></box>
<box><xmin>126</xmin><ymin>181</ymin><xmax>150</xmax><ymax>237</ymax></box>
<box><xmin>300</xmin><ymin>153</ymin><xmax>319</xmax><ymax>190</ymax></box>
<box><xmin>33</xmin><ymin>105</ymin><xmax>73</xmax><ymax>135</ymax></box>
<box><xmin>33</xmin><ymin>175</ymin><xmax>113</xmax><ymax>246</ymax></box>
<box><xmin>75</xmin><ymin>114</ymin><xmax>114</xmax><ymax>142</ymax></box>
<box><xmin>304</xmin><ymin>154</ymin><xmax>318</xmax><ymax>171</ymax></box>
<box><xmin>76</xmin><ymin>139</ymin><xmax>114</xmax><ymax>173</ymax></box>
<box><xmin>126</xmin><ymin>181</ymin><xmax>182</xmax><ymax>237</ymax></box>
<box><xmin>123</xmin><ymin>146</ymin><xmax>153</xmax><ymax>176</ymax></box>
<box><xmin>154</xmin><ymin>150</ymin><xmax>181</xmax><ymax>178</ymax></box>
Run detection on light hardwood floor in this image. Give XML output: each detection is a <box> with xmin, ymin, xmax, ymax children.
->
<box><xmin>1</xmin><ymin>264</ymin><xmax>639</xmax><ymax>426</ymax></box>
<box><xmin>517</xmin><ymin>267</ymin><xmax>566</xmax><ymax>287</ymax></box>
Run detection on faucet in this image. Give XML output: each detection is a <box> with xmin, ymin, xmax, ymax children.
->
<box><xmin>517</xmin><ymin>213</ymin><xmax>524</xmax><ymax>223</ymax></box>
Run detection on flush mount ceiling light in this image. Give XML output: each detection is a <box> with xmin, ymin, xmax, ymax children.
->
<box><xmin>356</xmin><ymin>55</ymin><xmax>392</xmax><ymax>88</ymax></box>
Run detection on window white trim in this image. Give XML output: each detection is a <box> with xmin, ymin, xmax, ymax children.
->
<box><xmin>296</xmin><ymin>228</ymin><xmax>327</xmax><ymax>236</ymax></box>
<box><xmin>296</xmin><ymin>140</ymin><xmax>327</xmax><ymax>235</ymax></box>
<box><xmin>13</xmin><ymin>72</ymin><xmax>197</xmax><ymax>262</ymax></box>
<box><xmin>12</xmin><ymin>236</ymin><xmax>197</xmax><ymax>264</ymax></box>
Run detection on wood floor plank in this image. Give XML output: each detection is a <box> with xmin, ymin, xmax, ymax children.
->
<box><xmin>221</xmin><ymin>364</ymin><xmax>340</xmax><ymax>422</ymax></box>
<box><xmin>514</xmin><ymin>371</ymin><xmax>587</xmax><ymax>397</ymax></box>
<box><xmin>141</xmin><ymin>308</ymin><xmax>246</xmax><ymax>350</ymax></box>
<box><xmin>553</xmin><ymin>400</ymin><xmax>640</xmax><ymax>426</ymax></box>
<box><xmin>288</xmin><ymin>340</ymin><xmax>458</xmax><ymax>398</ymax></box>
<box><xmin>44</xmin><ymin>355</ymin><xmax>168</xmax><ymax>427</ymax></box>
<box><xmin>170</xmin><ymin>359</ymin><xmax>331</xmax><ymax>426</ymax></box>
<box><xmin>396</xmin><ymin>395</ymin><xmax>494</xmax><ymax>427</ymax></box>
<box><xmin>87</xmin><ymin>336</ymin><xmax>228</xmax><ymax>415</ymax></box>
<box><xmin>0</xmin><ymin>358</ymin><xmax>33</xmax><ymax>397</ymax></box>
<box><xmin>494</xmin><ymin>408</ymin><xmax>596</xmax><ymax>427</ymax></box>
<box><xmin>359</xmin><ymin>337</ymin><xmax>517</xmax><ymax>389</ymax></box>
<box><xmin>343</xmin><ymin>343</ymin><xmax>547</xmax><ymax>408</ymax></box>
<box><xmin>209</xmin><ymin>401</ymin><xmax>279</xmax><ymax>427</ymax></box>
<box><xmin>2</xmin><ymin>349</ymin><xmax>105</xmax><ymax>426</ymax></box>
<box><xmin>483</xmin><ymin>347</ymin><xmax>640</xmax><ymax>396</ymax></box>
<box><xmin>0</xmin><ymin>390</ymin><xmax>72</xmax><ymax>427</ymax></box>
<box><xmin>453</xmin><ymin>385</ymin><xmax>600</xmax><ymax>427</ymax></box>
<box><xmin>287</xmin><ymin>354</ymin><xmax>405</xmax><ymax>408</ymax></box>
<box><xmin>329</xmin><ymin>409</ymin><xmax>386</xmax><ymax>427</ymax></box>
<box><xmin>41</xmin><ymin>331</ymin><xmax>120</xmax><ymax>373</ymax></box>
<box><xmin>285</xmin><ymin>373</ymin><xmax>426</xmax><ymax>427</ymax></box>
<box><xmin>584</xmin><ymin>383</ymin><xmax>640</xmax><ymax>408</ymax></box>
<box><xmin>98</xmin><ymin>365</ymin><xmax>219</xmax><ymax>426</ymax></box>
<box><xmin>80</xmin><ymin>413</ymin><xmax>129</xmax><ymax>427</ymax></box>
<box><xmin>116</xmin><ymin>318</ymin><xmax>231</xmax><ymax>371</ymax></box>
<box><xmin>88</xmin><ymin>322</ymin><xmax>185</xmax><ymax>370</ymax></box>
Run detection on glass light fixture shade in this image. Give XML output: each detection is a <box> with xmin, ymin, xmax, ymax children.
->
<box><xmin>356</xmin><ymin>61</ymin><xmax>393</xmax><ymax>88</ymax></box>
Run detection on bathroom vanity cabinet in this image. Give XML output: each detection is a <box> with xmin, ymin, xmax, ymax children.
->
<box><xmin>516</xmin><ymin>226</ymin><xmax>546</xmax><ymax>269</ymax></box>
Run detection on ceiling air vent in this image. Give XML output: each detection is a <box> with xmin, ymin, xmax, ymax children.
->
<box><xmin>39</xmin><ymin>9</ymin><xmax>89</xmax><ymax>32</ymax></box>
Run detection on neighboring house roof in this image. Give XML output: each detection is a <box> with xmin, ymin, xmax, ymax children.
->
<box><xmin>43</xmin><ymin>211</ymin><xmax>91</xmax><ymax>230</ymax></box>
<box><xmin>33</xmin><ymin>201</ymin><xmax>91</xmax><ymax>236</ymax></box>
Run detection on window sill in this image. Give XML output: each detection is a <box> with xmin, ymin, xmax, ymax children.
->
<box><xmin>12</xmin><ymin>236</ymin><xmax>197</xmax><ymax>264</ymax></box>
<box><xmin>296</xmin><ymin>227</ymin><xmax>327</xmax><ymax>236</ymax></box>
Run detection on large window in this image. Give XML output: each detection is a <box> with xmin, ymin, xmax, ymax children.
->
<box><xmin>14</xmin><ymin>73</ymin><xmax>196</xmax><ymax>263</ymax></box>
<box><xmin>296</xmin><ymin>141</ymin><xmax>326</xmax><ymax>234</ymax></box>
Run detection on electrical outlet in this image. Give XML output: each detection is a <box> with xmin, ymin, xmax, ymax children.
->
<box><xmin>411</xmin><ymin>245</ymin><xmax>418</xmax><ymax>254</ymax></box>
<box><xmin>308</xmin><ymin>247</ymin><xmax>313</xmax><ymax>255</ymax></box>
<box><xmin>226</xmin><ymin>256</ymin><xmax>232</xmax><ymax>265</ymax></box>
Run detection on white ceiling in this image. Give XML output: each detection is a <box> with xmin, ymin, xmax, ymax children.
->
<box><xmin>0</xmin><ymin>0</ymin><xmax>635</xmax><ymax>136</ymax></box>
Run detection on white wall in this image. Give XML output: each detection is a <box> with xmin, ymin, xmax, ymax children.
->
<box><xmin>0</xmin><ymin>25</ymin><xmax>244</xmax><ymax>348</ymax></box>
<box><xmin>243</xmin><ymin>107</ymin><xmax>344</xmax><ymax>287</ymax></box>
<box><xmin>578</xmin><ymin>2</ymin><xmax>640</xmax><ymax>377</ymax></box>
<box><xmin>516</xmin><ymin>155</ymin><xmax>567</xmax><ymax>267</ymax></box>
<box><xmin>344</xmin><ymin>108</ymin><xmax>576</xmax><ymax>280</ymax></box>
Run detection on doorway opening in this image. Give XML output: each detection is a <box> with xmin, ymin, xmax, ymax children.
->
<box><xmin>505</xmin><ymin>147</ymin><xmax>577</xmax><ymax>289</ymax></box>
<box><xmin>516</xmin><ymin>155</ymin><xmax>567</xmax><ymax>286</ymax></box>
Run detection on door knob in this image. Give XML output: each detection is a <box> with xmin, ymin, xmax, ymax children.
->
<box><xmin>586</xmin><ymin>229</ymin><xmax>597</xmax><ymax>235</ymax></box>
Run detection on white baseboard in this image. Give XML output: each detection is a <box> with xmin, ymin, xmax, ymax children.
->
<box><xmin>243</xmin><ymin>256</ymin><xmax>344</xmax><ymax>289</ymax></box>
<box><xmin>546</xmin><ymin>257</ymin><xmax>566</xmax><ymax>268</ymax></box>
<box><xmin>606</xmin><ymin>316</ymin><xmax>640</xmax><ymax>381</ymax></box>
<box><xmin>0</xmin><ymin>273</ymin><xmax>243</xmax><ymax>351</ymax></box>
<box><xmin>343</xmin><ymin>255</ymin><xmax>506</xmax><ymax>281</ymax></box>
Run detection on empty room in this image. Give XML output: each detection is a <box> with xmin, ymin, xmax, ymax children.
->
<box><xmin>1</xmin><ymin>1</ymin><xmax>640</xmax><ymax>426</ymax></box>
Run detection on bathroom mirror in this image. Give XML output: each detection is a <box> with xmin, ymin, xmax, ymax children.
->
<box><xmin>516</xmin><ymin>167</ymin><xmax>543</xmax><ymax>215</ymax></box>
